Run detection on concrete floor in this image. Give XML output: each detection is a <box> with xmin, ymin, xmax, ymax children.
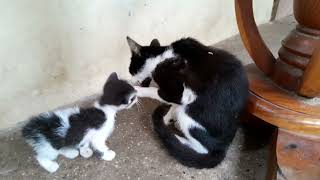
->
<box><xmin>0</xmin><ymin>16</ymin><xmax>295</xmax><ymax>180</ymax></box>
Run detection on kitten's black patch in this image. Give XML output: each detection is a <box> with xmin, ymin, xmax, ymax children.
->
<box><xmin>22</xmin><ymin>108</ymin><xmax>106</xmax><ymax>149</ymax></box>
<box><xmin>107</xmin><ymin>72</ymin><xmax>119</xmax><ymax>82</ymax></box>
<box><xmin>63</xmin><ymin>108</ymin><xmax>106</xmax><ymax>146</ymax></box>
<box><xmin>22</xmin><ymin>113</ymin><xmax>66</xmax><ymax>149</ymax></box>
<box><xmin>100</xmin><ymin>73</ymin><xmax>136</xmax><ymax>106</ymax></box>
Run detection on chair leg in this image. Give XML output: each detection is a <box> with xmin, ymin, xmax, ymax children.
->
<box><xmin>266</xmin><ymin>128</ymin><xmax>278</xmax><ymax>180</ymax></box>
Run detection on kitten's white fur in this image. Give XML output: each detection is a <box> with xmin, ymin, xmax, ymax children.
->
<box><xmin>33</xmin><ymin>103</ymin><xmax>122</xmax><ymax>173</ymax></box>
<box><xmin>27</xmin><ymin>108</ymin><xmax>80</xmax><ymax>173</ymax></box>
<box><xmin>34</xmin><ymin>136</ymin><xmax>60</xmax><ymax>173</ymax></box>
<box><xmin>132</xmin><ymin>48</ymin><xmax>176</xmax><ymax>84</ymax></box>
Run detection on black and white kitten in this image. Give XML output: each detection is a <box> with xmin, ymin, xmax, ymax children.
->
<box><xmin>22</xmin><ymin>72</ymin><xmax>137</xmax><ymax>173</ymax></box>
<box><xmin>127</xmin><ymin>37</ymin><xmax>248</xmax><ymax>168</ymax></box>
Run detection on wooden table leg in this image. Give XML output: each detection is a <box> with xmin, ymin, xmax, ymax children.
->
<box><xmin>276</xmin><ymin>129</ymin><xmax>320</xmax><ymax>180</ymax></box>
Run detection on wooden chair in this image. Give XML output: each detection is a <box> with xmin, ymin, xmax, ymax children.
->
<box><xmin>235</xmin><ymin>0</ymin><xmax>320</xmax><ymax>179</ymax></box>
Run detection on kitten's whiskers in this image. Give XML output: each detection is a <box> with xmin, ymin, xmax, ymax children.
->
<box><xmin>136</xmin><ymin>99</ymin><xmax>143</xmax><ymax>112</ymax></box>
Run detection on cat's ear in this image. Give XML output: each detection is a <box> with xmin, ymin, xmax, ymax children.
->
<box><xmin>150</xmin><ymin>39</ymin><xmax>160</xmax><ymax>47</ymax></box>
<box><xmin>107</xmin><ymin>72</ymin><xmax>119</xmax><ymax>82</ymax></box>
<box><xmin>127</xmin><ymin>36</ymin><xmax>141</xmax><ymax>55</ymax></box>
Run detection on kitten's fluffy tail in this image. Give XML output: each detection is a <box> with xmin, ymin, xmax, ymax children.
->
<box><xmin>152</xmin><ymin>105</ymin><xmax>226</xmax><ymax>169</ymax></box>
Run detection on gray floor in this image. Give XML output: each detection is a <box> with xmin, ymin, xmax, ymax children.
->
<box><xmin>0</xmin><ymin>16</ymin><xmax>295</xmax><ymax>180</ymax></box>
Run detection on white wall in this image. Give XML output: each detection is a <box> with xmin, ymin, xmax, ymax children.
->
<box><xmin>276</xmin><ymin>0</ymin><xmax>293</xmax><ymax>20</ymax></box>
<box><xmin>0</xmin><ymin>0</ymin><xmax>273</xmax><ymax>128</ymax></box>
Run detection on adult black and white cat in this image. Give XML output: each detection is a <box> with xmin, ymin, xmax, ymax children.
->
<box><xmin>127</xmin><ymin>37</ymin><xmax>249</xmax><ymax>168</ymax></box>
<box><xmin>22</xmin><ymin>72</ymin><xmax>137</xmax><ymax>173</ymax></box>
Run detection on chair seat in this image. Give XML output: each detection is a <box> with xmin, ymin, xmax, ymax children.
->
<box><xmin>246</xmin><ymin>64</ymin><xmax>320</xmax><ymax>134</ymax></box>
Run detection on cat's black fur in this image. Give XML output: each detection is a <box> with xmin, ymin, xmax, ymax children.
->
<box><xmin>127</xmin><ymin>37</ymin><xmax>249</xmax><ymax>168</ymax></box>
<box><xmin>152</xmin><ymin>57</ymin><xmax>185</xmax><ymax>104</ymax></box>
<box><xmin>152</xmin><ymin>105</ymin><xmax>227</xmax><ymax>168</ymax></box>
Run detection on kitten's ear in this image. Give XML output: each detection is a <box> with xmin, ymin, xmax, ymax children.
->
<box><xmin>126</xmin><ymin>36</ymin><xmax>141</xmax><ymax>55</ymax></box>
<box><xmin>150</xmin><ymin>39</ymin><xmax>160</xmax><ymax>47</ymax></box>
<box><xmin>107</xmin><ymin>72</ymin><xmax>119</xmax><ymax>82</ymax></box>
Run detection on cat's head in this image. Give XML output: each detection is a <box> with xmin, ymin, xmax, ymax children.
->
<box><xmin>99</xmin><ymin>72</ymin><xmax>137</xmax><ymax>110</ymax></box>
<box><xmin>126</xmin><ymin>36</ymin><xmax>175</xmax><ymax>85</ymax></box>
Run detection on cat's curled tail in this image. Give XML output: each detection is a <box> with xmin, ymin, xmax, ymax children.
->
<box><xmin>152</xmin><ymin>105</ymin><xmax>226</xmax><ymax>169</ymax></box>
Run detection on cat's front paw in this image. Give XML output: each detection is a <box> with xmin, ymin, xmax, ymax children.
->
<box><xmin>134</xmin><ymin>86</ymin><xmax>144</xmax><ymax>97</ymax></box>
<box><xmin>79</xmin><ymin>147</ymin><xmax>93</xmax><ymax>158</ymax></box>
<box><xmin>101</xmin><ymin>150</ymin><xmax>116</xmax><ymax>161</ymax></box>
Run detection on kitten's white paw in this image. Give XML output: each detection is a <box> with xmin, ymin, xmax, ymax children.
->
<box><xmin>44</xmin><ymin>161</ymin><xmax>59</xmax><ymax>173</ymax></box>
<box><xmin>101</xmin><ymin>150</ymin><xmax>116</xmax><ymax>161</ymax></box>
<box><xmin>80</xmin><ymin>147</ymin><xmax>93</xmax><ymax>158</ymax></box>
<box><xmin>60</xmin><ymin>148</ymin><xmax>79</xmax><ymax>159</ymax></box>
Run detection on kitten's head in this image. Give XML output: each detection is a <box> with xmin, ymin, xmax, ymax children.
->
<box><xmin>99</xmin><ymin>72</ymin><xmax>137</xmax><ymax>110</ymax></box>
<box><xmin>126</xmin><ymin>36</ymin><xmax>169</xmax><ymax>84</ymax></box>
